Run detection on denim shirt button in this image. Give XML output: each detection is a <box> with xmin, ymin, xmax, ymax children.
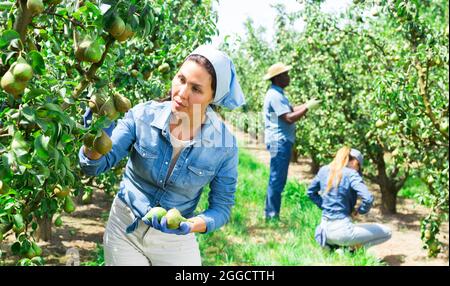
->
<box><xmin>165</xmin><ymin>162</ymin><xmax>168</xmax><ymax>165</ymax></box>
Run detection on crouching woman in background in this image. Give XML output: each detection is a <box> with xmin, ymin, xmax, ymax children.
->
<box><xmin>307</xmin><ymin>146</ymin><xmax>392</xmax><ymax>250</ymax></box>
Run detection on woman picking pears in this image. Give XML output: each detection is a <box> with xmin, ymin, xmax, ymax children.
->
<box><xmin>79</xmin><ymin>45</ymin><xmax>245</xmax><ymax>266</ymax></box>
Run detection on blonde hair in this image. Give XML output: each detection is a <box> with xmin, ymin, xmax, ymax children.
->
<box><xmin>325</xmin><ymin>146</ymin><xmax>351</xmax><ymax>193</ymax></box>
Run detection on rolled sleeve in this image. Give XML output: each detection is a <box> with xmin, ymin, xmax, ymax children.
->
<box><xmin>197</xmin><ymin>147</ymin><xmax>239</xmax><ymax>234</ymax></box>
<box><xmin>349</xmin><ymin>171</ymin><xmax>374</xmax><ymax>215</ymax></box>
<box><xmin>78</xmin><ymin>147</ymin><xmax>108</xmax><ymax>176</ymax></box>
<box><xmin>78</xmin><ymin>108</ymin><xmax>137</xmax><ymax>176</ymax></box>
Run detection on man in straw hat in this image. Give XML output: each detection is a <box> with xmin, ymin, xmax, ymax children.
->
<box><xmin>263</xmin><ymin>62</ymin><xmax>321</xmax><ymax>221</ymax></box>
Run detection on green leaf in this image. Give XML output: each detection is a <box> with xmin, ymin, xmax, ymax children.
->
<box><xmin>66</xmin><ymin>171</ymin><xmax>75</xmax><ymax>187</ymax></box>
<box><xmin>62</xmin><ymin>155</ymin><xmax>71</xmax><ymax>170</ymax></box>
<box><xmin>34</xmin><ymin>135</ymin><xmax>50</xmax><ymax>160</ymax></box>
<box><xmin>28</xmin><ymin>51</ymin><xmax>46</xmax><ymax>75</ymax></box>
<box><xmin>13</xmin><ymin>214</ymin><xmax>24</xmax><ymax>228</ymax></box>
<box><xmin>0</xmin><ymin>1</ymin><xmax>14</xmax><ymax>11</ymax></box>
<box><xmin>4</xmin><ymin>202</ymin><xmax>15</xmax><ymax>211</ymax></box>
<box><xmin>0</xmin><ymin>30</ymin><xmax>20</xmax><ymax>49</ymax></box>
<box><xmin>11</xmin><ymin>132</ymin><xmax>29</xmax><ymax>152</ymax></box>
<box><xmin>17</xmin><ymin>258</ymin><xmax>31</xmax><ymax>266</ymax></box>
<box><xmin>21</xmin><ymin>107</ymin><xmax>37</xmax><ymax>122</ymax></box>
<box><xmin>43</xmin><ymin>103</ymin><xmax>75</xmax><ymax>129</ymax></box>
<box><xmin>26</xmin><ymin>88</ymin><xmax>49</xmax><ymax>99</ymax></box>
<box><xmin>31</xmin><ymin>256</ymin><xmax>45</xmax><ymax>265</ymax></box>
<box><xmin>60</xmin><ymin>133</ymin><xmax>73</xmax><ymax>144</ymax></box>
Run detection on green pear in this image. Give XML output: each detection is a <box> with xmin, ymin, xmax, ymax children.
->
<box><xmin>99</xmin><ymin>98</ymin><xmax>119</xmax><ymax>120</ymax></box>
<box><xmin>375</xmin><ymin>119</ymin><xmax>386</xmax><ymax>129</ymax></box>
<box><xmin>84</xmin><ymin>41</ymin><xmax>103</xmax><ymax>63</ymax></box>
<box><xmin>27</xmin><ymin>0</ymin><xmax>44</xmax><ymax>16</ymax></box>
<box><xmin>113</xmin><ymin>92</ymin><xmax>132</xmax><ymax>113</ymax></box>
<box><xmin>54</xmin><ymin>184</ymin><xmax>70</xmax><ymax>198</ymax></box>
<box><xmin>88</xmin><ymin>92</ymin><xmax>108</xmax><ymax>113</ymax></box>
<box><xmin>105</xmin><ymin>14</ymin><xmax>125</xmax><ymax>37</ymax></box>
<box><xmin>64</xmin><ymin>196</ymin><xmax>76</xmax><ymax>214</ymax></box>
<box><xmin>13</xmin><ymin>62</ymin><xmax>33</xmax><ymax>82</ymax></box>
<box><xmin>130</xmin><ymin>69</ymin><xmax>139</xmax><ymax>78</ymax></box>
<box><xmin>1</xmin><ymin>71</ymin><xmax>26</xmax><ymax>97</ymax></box>
<box><xmin>93</xmin><ymin>130</ymin><xmax>112</xmax><ymax>155</ymax></box>
<box><xmin>145</xmin><ymin>207</ymin><xmax>167</xmax><ymax>223</ymax></box>
<box><xmin>158</xmin><ymin>63</ymin><xmax>170</xmax><ymax>73</ymax></box>
<box><xmin>54</xmin><ymin>215</ymin><xmax>63</xmax><ymax>227</ymax></box>
<box><xmin>75</xmin><ymin>40</ymin><xmax>103</xmax><ymax>63</ymax></box>
<box><xmin>115</xmin><ymin>24</ymin><xmax>134</xmax><ymax>42</ymax></box>
<box><xmin>165</xmin><ymin>208</ymin><xmax>187</xmax><ymax>229</ymax></box>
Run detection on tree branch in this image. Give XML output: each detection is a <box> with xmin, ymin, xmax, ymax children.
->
<box><xmin>415</xmin><ymin>60</ymin><xmax>448</xmax><ymax>140</ymax></box>
<box><xmin>61</xmin><ymin>36</ymin><xmax>116</xmax><ymax>111</ymax></box>
<box><xmin>13</xmin><ymin>0</ymin><xmax>33</xmax><ymax>44</ymax></box>
<box><xmin>47</xmin><ymin>11</ymin><xmax>86</xmax><ymax>31</ymax></box>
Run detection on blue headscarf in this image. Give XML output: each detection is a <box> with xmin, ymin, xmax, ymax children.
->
<box><xmin>188</xmin><ymin>45</ymin><xmax>246</xmax><ymax>110</ymax></box>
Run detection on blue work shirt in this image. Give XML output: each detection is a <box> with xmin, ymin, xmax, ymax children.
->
<box><xmin>307</xmin><ymin>165</ymin><xmax>374</xmax><ymax>220</ymax></box>
<box><xmin>78</xmin><ymin>101</ymin><xmax>239</xmax><ymax>234</ymax></box>
<box><xmin>263</xmin><ymin>84</ymin><xmax>296</xmax><ymax>145</ymax></box>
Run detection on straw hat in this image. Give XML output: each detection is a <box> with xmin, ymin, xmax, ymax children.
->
<box><xmin>263</xmin><ymin>63</ymin><xmax>292</xmax><ymax>80</ymax></box>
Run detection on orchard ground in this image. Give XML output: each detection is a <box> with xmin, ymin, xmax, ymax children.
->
<box><xmin>1</xmin><ymin>124</ymin><xmax>448</xmax><ymax>266</ymax></box>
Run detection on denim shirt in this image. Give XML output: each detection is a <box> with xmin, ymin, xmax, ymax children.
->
<box><xmin>79</xmin><ymin>101</ymin><xmax>239</xmax><ymax>234</ymax></box>
<box><xmin>307</xmin><ymin>165</ymin><xmax>374</xmax><ymax>220</ymax></box>
<box><xmin>263</xmin><ymin>84</ymin><xmax>296</xmax><ymax>145</ymax></box>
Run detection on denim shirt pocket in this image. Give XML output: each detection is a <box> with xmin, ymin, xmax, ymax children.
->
<box><xmin>134</xmin><ymin>142</ymin><xmax>158</xmax><ymax>158</ymax></box>
<box><xmin>181</xmin><ymin>165</ymin><xmax>215</xmax><ymax>188</ymax></box>
<box><xmin>130</xmin><ymin>142</ymin><xmax>159</xmax><ymax>179</ymax></box>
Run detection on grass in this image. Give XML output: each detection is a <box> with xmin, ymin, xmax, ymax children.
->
<box><xmin>397</xmin><ymin>177</ymin><xmax>433</xmax><ymax>207</ymax></box>
<box><xmin>81</xmin><ymin>243</ymin><xmax>105</xmax><ymax>266</ymax></box>
<box><xmin>196</xmin><ymin>150</ymin><xmax>384</xmax><ymax>266</ymax></box>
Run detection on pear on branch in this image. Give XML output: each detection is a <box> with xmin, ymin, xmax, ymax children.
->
<box><xmin>1</xmin><ymin>71</ymin><xmax>27</xmax><ymax>98</ymax></box>
<box><xmin>105</xmin><ymin>14</ymin><xmax>126</xmax><ymax>38</ymax></box>
<box><xmin>75</xmin><ymin>38</ymin><xmax>103</xmax><ymax>63</ymax></box>
<box><xmin>27</xmin><ymin>0</ymin><xmax>44</xmax><ymax>16</ymax></box>
<box><xmin>113</xmin><ymin>92</ymin><xmax>132</xmax><ymax>113</ymax></box>
<box><xmin>115</xmin><ymin>24</ymin><xmax>135</xmax><ymax>43</ymax></box>
<box><xmin>1</xmin><ymin>57</ymin><xmax>33</xmax><ymax>99</ymax></box>
<box><xmin>99</xmin><ymin>97</ymin><xmax>119</xmax><ymax>121</ymax></box>
<box><xmin>93</xmin><ymin>130</ymin><xmax>112</xmax><ymax>155</ymax></box>
<box><xmin>88</xmin><ymin>92</ymin><xmax>108</xmax><ymax>113</ymax></box>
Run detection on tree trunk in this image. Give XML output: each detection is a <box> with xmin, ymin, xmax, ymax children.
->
<box><xmin>375</xmin><ymin>150</ymin><xmax>399</xmax><ymax>214</ymax></box>
<box><xmin>291</xmin><ymin>146</ymin><xmax>299</xmax><ymax>162</ymax></box>
<box><xmin>36</xmin><ymin>214</ymin><xmax>53</xmax><ymax>242</ymax></box>
<box><xmin>379</xmin><ymin>183</ymin><xmax>398</xmax><ymax>214</ymax></box>
<box><xmin>309</xmin><ymin>155</ymin><xmax>321</xmax><ymax>174</ymax></box>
